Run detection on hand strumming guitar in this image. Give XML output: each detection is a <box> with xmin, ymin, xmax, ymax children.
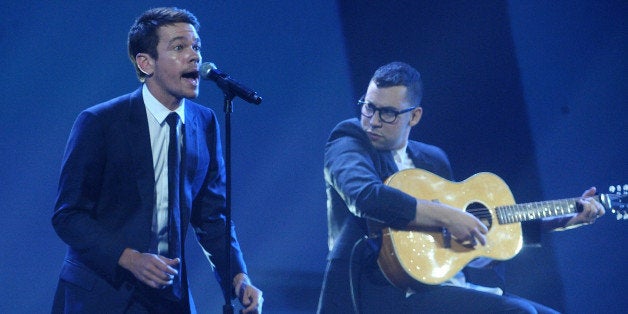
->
<box><xmin>410</xmin><ymin>199</ymin><xmax>489</xmax><ymax>246</ymax></box>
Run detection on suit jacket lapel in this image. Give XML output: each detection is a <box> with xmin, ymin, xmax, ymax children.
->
<box><xmin>126</xmin><ymin>88</ymin><xmax>155</xmax><ymax>211</ymax></box>
<box><xmin>406</xmin><ymin>144</ymin><xmax>432</xmax><ymax>172</ymax></box>
<box><xmin>181</xmin><ymin>105</ymin><xmax>198</xmax><ymax>233</ymax></box>
<box><xmin>378</xmin><ymin>149</ymin><xmax>398</xmax><ymax>179</ymax></box>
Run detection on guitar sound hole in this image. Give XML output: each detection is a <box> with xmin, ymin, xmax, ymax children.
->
<box><xmin>466</xmin><ymin>202</ymin><xmax>492</xmax><ymax>230</ymax></box>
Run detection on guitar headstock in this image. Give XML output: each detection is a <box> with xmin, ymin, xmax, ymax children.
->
<box><xmin>602</xmin><ymin>184</ymin><xmax>628</xmax><ymax>220</ymax></box>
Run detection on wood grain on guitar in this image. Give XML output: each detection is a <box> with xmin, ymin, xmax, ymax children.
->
<box><xmin>377</xmin><ymin>169</ymin><xmax>627</xmax><ymax>290</ymax></box>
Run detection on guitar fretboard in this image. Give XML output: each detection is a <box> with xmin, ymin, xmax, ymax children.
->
<box><xmin>495</xmin><ymin>197</ymin><xmax>588</xmax><ymax>224</ymax></box>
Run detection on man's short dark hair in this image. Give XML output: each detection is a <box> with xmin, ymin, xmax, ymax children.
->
<box><xmin>128</xmin><ymin>7</ymin><xmax>200</xmax><ymax>81</ymax></box>
<box><xmin>371</xmin><ymin>61</ymin><xmax>423</xmax><ymax>107</ymax></box>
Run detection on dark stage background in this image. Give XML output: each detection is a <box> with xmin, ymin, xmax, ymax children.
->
<box><xmin>1</xmin><ymin>1</ymin><xmax>625</xmax><ymax>313</ymax></box>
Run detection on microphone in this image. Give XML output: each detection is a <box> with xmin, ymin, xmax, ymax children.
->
<box><xmin>200</xmin><ymin>62</ymin><xmax>262</xmax><ymax>105</ymax></box>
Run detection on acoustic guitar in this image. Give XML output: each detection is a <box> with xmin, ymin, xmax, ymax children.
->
<box><xmin>377</xmin><ymin>168</ymin><xmax>627</xmax><ymax>290</ymax></box>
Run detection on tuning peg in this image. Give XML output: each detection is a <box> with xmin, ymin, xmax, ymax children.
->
<box><xmin>609</xmin><ymin>185</ymin><xmax>628</xmax><ymax>194</ymax></box>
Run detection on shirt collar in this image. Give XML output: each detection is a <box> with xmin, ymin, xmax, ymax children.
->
<box><xmin>142</xmin><ymin>84</ymin><xmax>186</xmax><ymax>124</ymax></box>
<box><xmin>392</xmin><ymin>144</ymin><xmax>408</xmax><ymax>161</ymax></box>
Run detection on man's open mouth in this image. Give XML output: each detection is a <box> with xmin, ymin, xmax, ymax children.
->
<box><xmin>182</xmin><ymin>70</ymin><xmax>200</xmax><ymax>86</ymax></box>
<box><xmin>182</xmin><ymin>70</ymin><xmax>199</xmax><ymax>79</ymax></box>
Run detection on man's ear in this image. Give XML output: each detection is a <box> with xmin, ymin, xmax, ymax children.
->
<box><xmin>135</xmin><ymin>53</ymin><xmax>154</xmax><ymax>76</ymax></box>
<box><xmin>409</xmin><ymin>107</ymin><xmax>423</xmax><ymax>127</ymax></box>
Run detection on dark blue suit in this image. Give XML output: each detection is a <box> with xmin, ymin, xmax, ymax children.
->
<box><xmin>52</xmin><ymin>88</ymin><xmax>246</xmax><ymax>313</ymax></box>
<box><xmin>318</xmin><ymin>118</ymin><xmax>452</xmax><ymax>313</ymax></box>
<box><xmin>318</xmin><ymin>119</ymin><xmax>547</xmax><ymax>313</ymax></box>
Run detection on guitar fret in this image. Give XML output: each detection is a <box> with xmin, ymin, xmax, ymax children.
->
<box><xmin>497</xmin><ymin>198</ymin><xmax>582</xmax><ymax>224</ymax></box>
<box><xmin>498</xmin><ymin>206</ymin><xmax>508</xmax><ymax>224</ymax></box>
<box><xmin>526</xmin><ymin>203</ymin><xmax>535</xmax><ymax>220</ymax></box>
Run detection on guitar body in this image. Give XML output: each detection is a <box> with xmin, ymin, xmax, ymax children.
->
<box><xmin>378</xmin><ymin>169</ymin><xmax>523</xmax><ymax>289</ymax></box>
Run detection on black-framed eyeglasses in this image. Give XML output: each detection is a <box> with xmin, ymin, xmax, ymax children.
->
<box><xmin>358</xmin><ymin>99</ymin><xmax>416</xmax><ymax>124</ymax></box>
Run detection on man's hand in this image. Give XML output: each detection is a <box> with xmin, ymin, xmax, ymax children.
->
<box><xmin>233</xmin><ymin>273</ymin><xmax>263</xmax><ymax>313</ymax></box>
<box><xmin>443</xmin><ymin>209</ymin><xmax>489</xmax><ymax>246</ymax></box>
<box><xmin>118</xmin><ymin>248</ymin><xmax>180</xmax><ymax>289</ymax></box>
<box><xmin>412</xmin><ymin>200</ymin><xmax>488</xmax><ymax>246</ymax></box>
<box><xmin>568</xmin><ymin>187</ymin><xmax>606</xmax><ymax>226</ymax></box>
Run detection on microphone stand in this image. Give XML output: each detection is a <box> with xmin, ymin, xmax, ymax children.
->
<box><xmin>208</xmin><ymin>65</ymin><xmax>261</xmax><ymax>314</ymax></box>
<box><xmin>222</xmin><ymin>91</ymin><xmax>235</xmax><ymax>314</ymax></box>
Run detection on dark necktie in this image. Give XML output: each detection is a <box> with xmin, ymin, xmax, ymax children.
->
<box><xmin>165</xmin><ymin>112</ymin><xmax>182</xmax><ymax>300</ymax></box>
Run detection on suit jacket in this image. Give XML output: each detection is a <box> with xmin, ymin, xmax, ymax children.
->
<box><xmin>319</xmin><ymin>118</ymin><xmax>453</xmax><ymax>312</ymax></box>
<box><xmin>52</xmin><ymin>87</ymin><xmax>246</xmax><ymax>313</ymax></box>
<box><xmin>324</xmin><ymin>118</ymin><xmax>453</xmax><ymax>261</ymax></box>
<box><xmin>322</xmin><ymin>118</ymin><xmax>542</xmax><ymax>294</ymax></box>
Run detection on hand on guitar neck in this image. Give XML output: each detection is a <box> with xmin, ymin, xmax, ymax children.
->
<box><xmin>408</xmin><ymin>180</ymin><xmax>605</xmax><ymax>244</ymax></box>
<box><xmin>566</xmin><ymin>186</ymin><xmax>606</xmax><ymax>226</ymax></box>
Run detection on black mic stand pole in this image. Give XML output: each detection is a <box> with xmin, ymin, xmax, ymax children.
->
<box><xmin>222</xmin><ymin>90</ymin><xmax>235</xmax><ymax>314</ymax></box>
<box><xmin>210</xmin><ymin>66</ymin><xmax>261</xmax><ymax>314</ymax></box>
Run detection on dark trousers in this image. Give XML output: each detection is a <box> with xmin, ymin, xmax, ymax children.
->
<box><xmin>52</xmin><ymin>277</ymin><xmax>192</xmax><ymax>314</ymax></box>
<box><xmin>318</xmin><ymin>257</ymin><xmax>559</xmax><ymax>314</ymax></box>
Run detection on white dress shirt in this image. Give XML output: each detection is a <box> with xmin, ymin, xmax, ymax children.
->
<box><xmin>142</xmin><ymin>84</ymin><xmax>185</xmax><ymax>256</ymax></box>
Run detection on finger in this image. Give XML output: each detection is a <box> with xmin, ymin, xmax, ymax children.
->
<box><xmin>478</xmin><ymin>223</ymin><xmax>488</xmax><ymax>234</ymax></box>
<box><xmin>146</xmin><ymin>271</ymin><xmax>174</xmax><ymax>286</ymax></box>
<box><xmin>129</xmin><ymin>254</ymin><xmax>174</xmax><ymax>287</ymax></box>
<box><xmin>581</xmin><ymin>187</ymin><xmax>596</xmax><ymax>198</ymax></box>
<box><xmin>240</xmin><ymin>297</ymin><xmax>261</xmax><ymax>314</ymax></box>
<box><xmin>157</xmin><ymin>256</ymin><xmax>180</xmax><ymax>268</ymax></box>
<box><xmin>154</xmin><ymin>257</ymin><xmax>179</xmax><ymax>276</ymax></box>
<box><xmin>241</xmin><ymin>289</ymin><xmax>252</xmax><ymax>306</ymax></box>
<box><xmin>164</xmin><ymin>257</ymin><xmax>181</xmax><ymax>266</ymax></box>
<box><xmin>469</xmin><ymin>214</ymin><xmax>488</xmax><ymax>234</ymax></box>
<box><xmin>240</xmin><ymin>296</ymin><xmax>254</xmax><ymax>313</ymax></box>
<box><xmin>590</xmin><ymin>204</ymin><xmax>601</xmax><ymax>217</ymax></box>
<box><xmin>461</xmin><ymin>232</ymin><xmax>481</xmax><ymax>247</ymax></box>
<box><xmin>144</xmin><ymin>262</ymin><xmax>176</xmax><ymax>284</ymax></box>
<box><xmin>474</xmin><ymin>230</ymin><xmax>487</xmax><ymax>246</ymax></box>
<box><xmin>578</xmin><ymin>197</ymin><xmax>600</xmax><ymax>217</ymax></box>
<box><xmin>163</xmin><ymin>264</ymin><xmax>179</xmax><ymax>276</ymax></box>
<box><xmin>240</xmin><ymin>288</ymin><xmax>263</xmax><ymax>313</ymax></box>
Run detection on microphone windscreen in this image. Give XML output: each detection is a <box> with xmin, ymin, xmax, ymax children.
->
<box><xmin>200</xmin><ymin>62</ymin><xmax>217</xmax><ymax>80</ymax></box>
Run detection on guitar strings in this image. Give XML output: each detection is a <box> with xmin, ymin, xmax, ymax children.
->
<box><xmin>463</xmin><ymin>197</ymin><xmax>583</xmax><ymax>220</ymax></box>
<box><xmin>465</xmin><ymin>208</ymin><xmax>492</xmax><ymax>219</ymax></box>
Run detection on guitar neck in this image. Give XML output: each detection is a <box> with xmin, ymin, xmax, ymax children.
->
<box><xmin>495</xmin><ymin>195</ymin><xmax>600</xmax><ymax>224</ymax></box>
